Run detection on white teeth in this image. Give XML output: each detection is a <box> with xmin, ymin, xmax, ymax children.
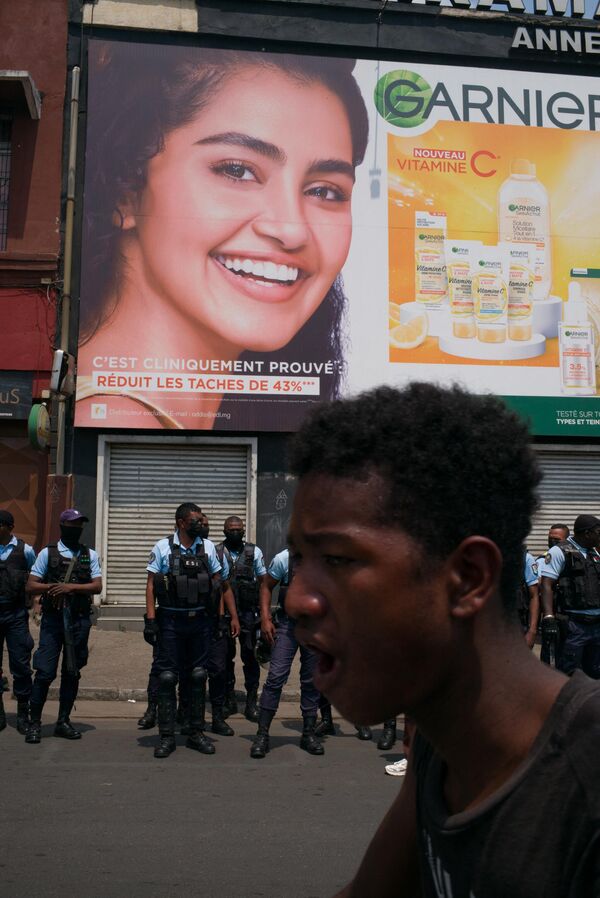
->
<box><xmin>216</xmin><ymin>255</ymin><xmax>299</xmax><ymax>283</ymax></box>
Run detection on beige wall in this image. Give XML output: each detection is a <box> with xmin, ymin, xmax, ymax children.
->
<box><xmin>82</xmin><ymin>0</ymin><xmax>198</xmax><ymax>32</ymax></box>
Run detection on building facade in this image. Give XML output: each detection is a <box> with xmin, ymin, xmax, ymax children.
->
<box><xmin>65</xmin><ymin>0</ymin><xmax>600</xmax><ymax>627</ymax></box>
<box><xmin>0</xmin><ymin>0</ymin><xmax>70</xmax><ymax>547</ymax></box>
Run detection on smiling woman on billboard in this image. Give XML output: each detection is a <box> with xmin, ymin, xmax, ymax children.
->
<box><xmin>74</xmin><ymin>42</ymin><xmax>368</xmax><ymax>430</ymax></box>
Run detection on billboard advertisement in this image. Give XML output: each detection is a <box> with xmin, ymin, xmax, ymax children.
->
<box><xmin>75</xmin><ymin>41</ymin><xmax>600</xmax><ymax>433</ymax></box>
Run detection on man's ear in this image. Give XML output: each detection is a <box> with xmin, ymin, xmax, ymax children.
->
<box><xmin>446</xmin><ymin>536</ymin><xmax>502</xmax><ymax>620</ymax></box>
<box><xmin>112</xmin><ymin>193</ymin><xmax>137</xmax><ymax>231</ymax></box>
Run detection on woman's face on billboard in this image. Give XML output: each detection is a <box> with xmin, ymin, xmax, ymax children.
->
<box><xmin>121</xmin><ymin>65</ymin><xmax>356</xmax><ymax>353</ymax></box>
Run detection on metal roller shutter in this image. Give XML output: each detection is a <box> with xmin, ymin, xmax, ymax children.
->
<box><xmin>105</xmin><ymin>442</ymin><xmax>250</xmax><ymax>605</ymax></box>
<box><xmin>528</xmin><ymin>448</ymin><xmax>600</xmax><ymax>558</ymax></box>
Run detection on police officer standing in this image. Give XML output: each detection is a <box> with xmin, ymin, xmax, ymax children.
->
<box><xmin>250</xmin><ymin>547</ymin><xmax>323</xmax><ymax>758</ymax></box>
<box><xmin>25</xmin><ymin>509</ymin><xmax>102</xmax><ymax>743</ymax></box>
<box><xmin>216</xmin><ymin>516</ymin><xmax>266</xmax><ymax>723</ymax></box>
<box><xmin>0</xmin><ymin>509</ymin><xmax>36</xmax><ymax>734</ymax></box>
<box><xmin>144</xmin><ymin>503</ymin><xmax>240</xmax><ymax>759</ymax></box>
<box><xmin>540</xmin><ymin>513</ymin><xmax>600</xmax><ymax>678</ymax></box>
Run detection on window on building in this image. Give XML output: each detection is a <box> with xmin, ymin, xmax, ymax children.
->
<box><xmin>0</xmin><ymin>115</ymin><xmax>12</xmax><ymax>252</ymax></box>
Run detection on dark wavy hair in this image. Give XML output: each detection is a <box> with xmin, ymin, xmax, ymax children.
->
<box><xmin>290</xmin><ymin>383</ymin><xmax>542</xmax><ymax>613</ymax></box>
<box><xmin>80</xmin><ymin>41</ymin><xmax>369</xmax><ymax>399</ymax></box>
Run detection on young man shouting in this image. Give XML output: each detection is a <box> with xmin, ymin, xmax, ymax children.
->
<box><xmin>286</xmin><ymin>383</ymin><xmax>600</xmax><ymax>898</ymax></box>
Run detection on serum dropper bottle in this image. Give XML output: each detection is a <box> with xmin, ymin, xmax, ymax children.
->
<box><xmin>558</xmin><ymin>282</ymin><xmax>596</xmax><ymax>396</ymax></box>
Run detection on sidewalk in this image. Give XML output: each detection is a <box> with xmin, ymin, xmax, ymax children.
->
<box><xmin>3</xmin><ymin>623</ymin><xmax>305</xmax><ymax>704</ymax></box>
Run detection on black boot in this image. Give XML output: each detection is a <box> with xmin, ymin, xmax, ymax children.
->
<box><xmin>223</xmin><ymin>689</ymin><xmax>238</xmax><ymax>719</ymax></box>
<box><xmin>377</xmin><ymin>719</ymin><xmax>397</xmax><ymax>751</ymax></box>
<box><xmin>0</xmin><ymin>693</ymin><xmax>6</xmax><ymax>732</ymax></box>
<box><xmin>300</xmin><ymin>715</ymin><xmax>325</xmax><ymax>755</ymax></box>
<box><xmin>244</xmin><ymin>687</ymin><xmax>259</xmax><ymax>723</ymax></box>
<box><xmin>54</xmin><ymin>703</ymin><xmax>82</xmax><ymax>740</ymax></box>
<box><xmin>356</xmin><ymin>725</ymin><xmax>373</xmax><ymax>741</ymax></box>
<box><xmin>250</xmin><ymin>708</ymin><xmax>274</xmax><ymax>759</ymax></box>
<box><xmin>211</xmin><ymin>709</ymin><xmax>234</xmax><ymax>736</ymax></box>
<box><xmin>137</xmin><ymin>700</ymin><xmax>157</xmax><ymax>730</ymax></box>
<box><xmin>314</xmin><ymin>703</ymin><xmax>336</xmax><ymax>738</ymax></box>
<box><xmin>154</xmin><ymin>734</ymin><xmax>176</xmax><ymax>758</ymax></box>
<box><xmin>25</xmin><ymin>702</ymin><xmax>43</xmax><ymax>744</ymax></box>
<box><xmin>187</xmin><ymin>731</ymin><xmax>216</xmax><ymax>754</ymax></box>
<box><xmin>154</xmin><ymin>671</ymin><xmax>177</xmax><ymax>759</ymax></box>
<box><xmin>187</xmin><ymin>667</ymin><xmax>215</xmax><ymax>754</ymax></box>
<box><xmin>16</xmin><ymin>699</ymin><xmax>30</xmax><ymax>735</ymax></box>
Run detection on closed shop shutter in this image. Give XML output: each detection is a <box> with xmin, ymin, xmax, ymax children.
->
<box><xmin>104</xmin><ymin>441</ymin><xmax>251</xmax><ymax>605</ymax></box>
<box><xmin>528</xmin><ymin>448</ymin><xmax>600</xmax><ymax>558</ymax></box>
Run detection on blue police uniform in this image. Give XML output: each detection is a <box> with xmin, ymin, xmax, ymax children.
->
<box><xmin>147</xmin><ymin>531</ymin><xmax>222</xmax><ymax>756</ymax></box>
<box><xmin>540</xmin><ymin>537</ymin><xmax>600</xmax><ymax>677</ymax></box>
<box><xmin>0</xmin><ymin>537</ymin><xmax>36</xmax><ymax>722</ymax></box>
<box><xmin>257</xmin><ymin>550</ymin><xmax>319</xmax><ymax>718</ymax></box>
<box><xmin>524</xmin><ymin>552</ymin><xmax>538</xmax><ymax>588</ymax></box>
<box><xmin>218</xmin><ymin>542</ymin><xmax>266</xmax><ymax>707</ymax></box>
<box><xmin>147</xmin><ymin>532</ymin><xmax>221</xmax><ymax>677</ymax></box>
<box><xmin>29</xmin><ymin>541</ymin><xmax>102</xmax><ymax>711</ymax></box>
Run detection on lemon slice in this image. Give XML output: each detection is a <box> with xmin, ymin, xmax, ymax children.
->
<box><xmin>390</xmin><ymin>313</ymin><xmax>428</xmax><ymax>350</ymax></box>
<box><xmin>389</xmin><ymin>302</ymin><xmax>403</xmax><ymax>330</ymax></box>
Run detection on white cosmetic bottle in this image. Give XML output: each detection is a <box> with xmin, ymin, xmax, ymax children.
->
<box><xmin>498</xmin><ymin>159</ymin><xmax>551</xmax><ymax>302</ymax></box>
<box><xmin>559</xmin><ymin>282</ymin><xmax>596</xmax><ymax>395</ymax></box>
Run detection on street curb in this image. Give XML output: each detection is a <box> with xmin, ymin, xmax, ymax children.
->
<box><xmin>47</xmin><ymin>686</ymin><xmax>302</xmax><ymax>702</ymax></box>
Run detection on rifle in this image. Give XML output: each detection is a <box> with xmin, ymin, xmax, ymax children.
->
<box><xmin>61</xmin><ymin>557</ymin><xmax>79</xmax><ymax>677</ymax></box>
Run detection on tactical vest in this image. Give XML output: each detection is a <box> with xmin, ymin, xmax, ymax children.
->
<box><xmin>43</xmin><ymin>544</ymin><xmax>93</xmax><ymax>614</ymax></box>
<box><xmin>217</xmin><ymin>542</ymin><xmax>259</xmax><ymax>612</ymax></box>
<box><xmin>153</xmin><ymin>536</ymin><xmax>211</xmax><ymax>610</ymax></box>
<box><xmin>555</xmin><ymin>540</ymin><xmax>600</xmax><ymax>612</ymax></box>
<box><xmin>0</xmin><ymin>539</ymin><xmax>29</xmax><ymax>607</ymax></box>
<box><xmin>277</xmin><ymin>553</ymin><xmax>294</xmax><ymax>613</ymax></box>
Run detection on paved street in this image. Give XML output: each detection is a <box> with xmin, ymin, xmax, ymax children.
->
<box><xmin>0</xmin><ymin>699</ymin><xmax>405</xmax><ymax>898</ymax></box>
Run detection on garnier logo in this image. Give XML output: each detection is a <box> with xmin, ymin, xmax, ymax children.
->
<box><xmin>509</xmin><ymin>203</ymin><xmax>541</xmax><ymax>214</ymax></box>
<box><xmin>374</xmin><ymin>70</ymin><xmax>433</xmax><ymax>129</ymax></box>
<box><xmin>374</xmin><ymin>68</ymin><xmax>600</xmax><ymax>132</ymax></box>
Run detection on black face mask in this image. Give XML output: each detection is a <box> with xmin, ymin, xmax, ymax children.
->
<box><xmin>224</xmin><ymin>531</ymin><xmax>244</xmax><ymax>550</ymax></box>
<box><xmin>185</xmin><ymin>522</ymin><xmax>203</xmax><ymax>540</ymax></box>
<box><xmin>548</xmin><ymin>537</ymin><xmax>562</xmax><ymax>548</ymax></box>
<box><xmin>60</xmin><ymin>525</ymin><xmax>83</xmax><ymax>550</ymax></box>
<box><xmin>199</xmin><ymin>525</ymin><xmax>210</xmax><ymax>540</ymax></box>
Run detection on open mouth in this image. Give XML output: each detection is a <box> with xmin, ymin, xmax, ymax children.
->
<box><xmin>213</xmin><ymin>254</ymin><xmax>302</xmax><ymax>287</ymax></box>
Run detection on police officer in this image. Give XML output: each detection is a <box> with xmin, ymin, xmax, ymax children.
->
<box><xmin>138</xmin><ymin>512</ymin><xmax>214</xmax><ymax>734</ymax></box>
<box><xmin>144</xmin><ymin>502</ymin><xmax>240</xmax><ymax>759</ymax></box>
<box><xmin>216</xmin><ymin>516</ymin><xmax>266</xmax><ymax>723</ymax></box>
<box><xmin>540</xmin><ymin>513</ymin><xmax>600</xmax><ymax>678</ymax></box>
<box><xmin>25</xmin><ymin>509</ymin><xmax>102</xmax><ymax>743</ymax></box>
<box><xmin>198</xmin><ymin>513</ymin><xmax>240</xmax><ymax>738</ymax></box>
<box><xmin>518</xmin><ymin>550</ymin><xmax>540</xmax><ymax>649</ymax></box>
<box><xmin>0</xmin><ymin>509</ymin><xmax>36</xmax><ymax>734</ymax></box>
<box><xmin>547</xmin><ymin>523</ymin><xmax>570</xmax><ymax>548</ymax></box>
<box><xmin>250</xmin><ymin>547</ymin><xmax>323</xmax><ymax>758</ymax></box>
